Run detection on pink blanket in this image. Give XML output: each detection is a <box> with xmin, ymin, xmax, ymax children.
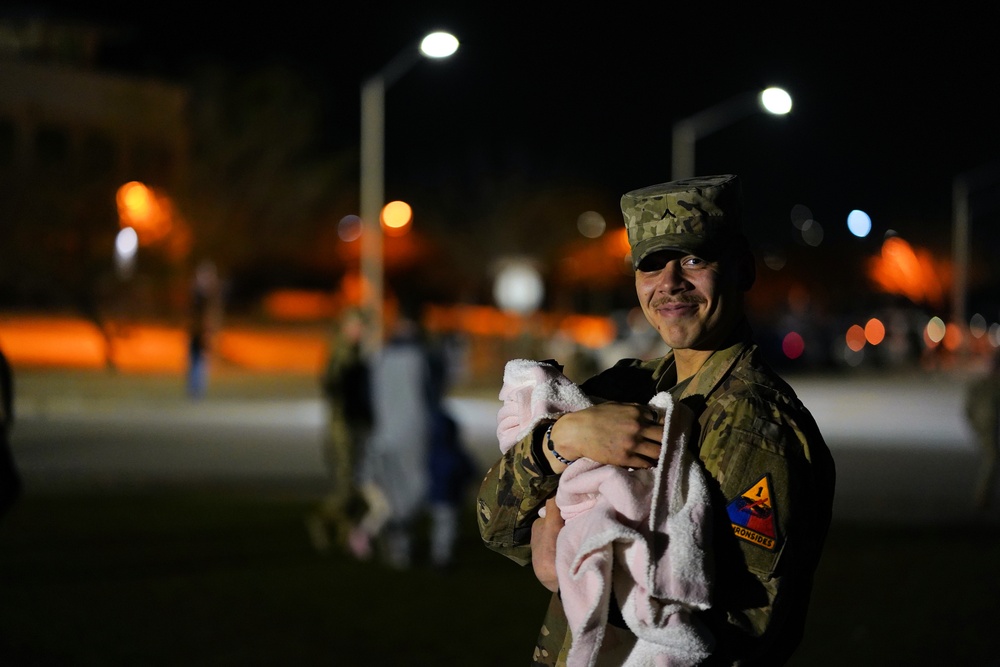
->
<box><xmin>497</xmin><ymin>359</ymin><xmax>714</xmax><ymax>666</ymax></box>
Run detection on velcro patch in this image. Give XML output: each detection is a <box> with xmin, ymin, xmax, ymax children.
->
<box><xmin>726</xmin><ymin>474</ymin><xmax>779</xmax><ymax>550</ymax></box>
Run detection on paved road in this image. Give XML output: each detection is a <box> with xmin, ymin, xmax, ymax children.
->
<box><xmin>8</xmin><ymin>367</ymin><xmax>992</xmax><ymax>525</ymax></box>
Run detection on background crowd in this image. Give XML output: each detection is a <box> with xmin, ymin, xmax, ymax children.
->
<box><xmin>305</xmin><ymin>303</ymin><xmax>476</xmax><ymax>572</ymax></box>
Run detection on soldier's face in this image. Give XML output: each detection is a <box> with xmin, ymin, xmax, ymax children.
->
<box><xmin>634</xmin><ymin>250</ymin><xmax>743</xmax><ymax>353</ymax></box>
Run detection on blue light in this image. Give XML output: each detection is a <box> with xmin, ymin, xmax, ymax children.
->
<box><xmin>847</xmin><ymin>209</ymin><xmax>872</xmax><ymax>238</ymax></box>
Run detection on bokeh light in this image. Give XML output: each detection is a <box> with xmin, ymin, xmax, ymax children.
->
<box><xmin>943</xmin><ymin>322</ymin><xmax>963</xmax><ymax>352</ymax></box>
<box><xmin>790</xmin><ymin>204</ymin><xmax>812</xmax><ymax>230</ymax></box>
<box><xmin>493</xmin><ymin>259</ymin><xmax>544</xmax><ymax>315</ymax></box>
<box><xmin>842</xmin><ymin>345</ymin><xmax>865</xmax><ymax>367</ymax></box>
<box><xmin>559</xmin><ymin>315</ymin><xmax>616</xmax><ymax>349</ymax></box>
<box><xmin>801</xmin><ymin>219</ymin><xmax>824</xmax><ymax>246</ymax></box>
<box><xmin>864</xmin><ymin>317</ymin><xmax>885</xmax><ymax>345</ymax></box>
<box><xmin>845</xmin><ymin>324</ymin><xmax>866</xmax><ymax>352</ymax></box>
<box><xmin>847</xmin><ymin>209</ymin><xmax>872</xmax><ymax>238</ymax></box>
<box><xmin>867</xmin><ymin>236</ymin><xmax>946</xmax><ymax>308</ymax></box>
<box><xmin>419</xmin><ymin>31</ymin><xmax>459</xmax><ymax>58</ymax></box>
<box><xmin>577</xmin><ymin>211</ymin><xmax>606</xmax><ymax>238</ymax></box>
<box><xmin>970</xmin><ymin>313</ymin><xmax>988</xmax><ymax>338</ymax></box>
<box><xmin>115</xmin><ymin>227</ymin><xmax>138</xmax><ymax>258</ymax></box>
<box><xmin>117</xmin><ymin>181</ymin><xmax>153</xmax><ymax>225</ymax></box>
<box><xmin>116</xmin><ymin>181</ymin><xmax>172</xmax><ymax>244</ymax></box>
<box><xmin>925</xmin><ymin>316</ymin><xmax>946</xmax><ymax>344</ymax></box>
<box><xmin>338</xmin><ymin>215</ymin><xmax>362</xmax><ymax>242</ymax></box>
<box><xmin>381</xmin><ymin>201</ymin><xmax>412</xmax><ymax>236</ymax></box>
<box><xmin>114</xmin><ymin>226</ymin><xmax>138</xmax><ymax>279</ymax></box>
<box><xmin>782</xmin><ymin>331</ymin><xmax>805</xmax><ymax>359</ymax></box>
<box><xmin>760</xmin><ymin>87</ymin><xmax>792</xmax><ymax>114</ymax></box>
<box><xmin>761</xmin><ymin>244</ymin><xmax>786</xmax><ymax>271</ymax></box>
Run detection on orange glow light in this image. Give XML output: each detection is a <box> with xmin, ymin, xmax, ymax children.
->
<box><xmin>942</xmin><ymin>322</ymin><xmax>964</xmax><ymax>352</ymax></box>
<box><xmin>845</xmin><ymin>324</ymin><xmax>866</xmax><ymax>352</ymax></box>
<box><xmin>559</xmin><ymin>228</ymin><xmax>635</xmax><ymax>287</ymax></box>
<box><xmin>116</xmin><ymin>181</ymin><xmax>174</xmax><ymax>245</ymax></box>
<box><xmin>866</xmin><ymin>236</ymin><xmax>948</xmax><ymax>307</ymax></box>
<box><xmin>216</xmin><ymin>329</ymin><xmax>326</xmax><ymax>372</ymax></box>
<box><xmin>864</xmin><ymin>318</ymin><xmax>886</xmax><ymax>346</ymax></box>
<box><xmin>613</xmin><ymin>228</ymin><xmax>631</xmax><ymax>256</ymax></box>
<box><xmin>0</xmin><ymin>317</ymin><xmax>108</xmax><ymax>368</ymax></box>
<box><xmin>559</xmin><ymin>315</ymin><xmax>617</xmax><ymax>349</ymax></box>
<box><xmin>263</xmin><ymin>290</ymin><xmax>338</xmax><ymax>321</ymax></box>
<box><xmin>381</xmin><ymin>201</ymin><xmax>412</xmax><ymax>236</ymax></box>
<box><xmin>119</xmin><ymin>181</ymin><xmax>154</xmax><ymax>221</ymax></box>
<box><xmin>423</xmin><ymin>304</ymin><xmax>617</xmax><ymax>349</ymax></box>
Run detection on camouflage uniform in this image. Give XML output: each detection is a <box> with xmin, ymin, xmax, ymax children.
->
<box><xmin>307</xmin><ymin>316</ymin><xmax>372</xmax><ymax>551</ymax></box>
<box><xmin>477</xmin><ymin>329</ymin><xmax>834</xmax><ymax>665</ymax></box>
<box><xmin>0</xmin><ymin>347</ymin><xmax>20</xmax><ymax>520</ymax></box>
<box><xmin>623</xmin><ymin>174</ymin><xmax>746</xmax><ymax>268</ymax></box>
<box><xmin>477</xmin><ymin>175</ymin><xmax>836</xmax><ymax>665</ymax></box>
<box><xmin>965</xmin><ymin>358</ymin><xmax>1000</xmax><ymax>509</ymax></box>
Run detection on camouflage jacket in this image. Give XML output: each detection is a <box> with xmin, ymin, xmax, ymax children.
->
<box><xmin>477</xmin><ymin>325</ymin><xmax>836</xmax><ymax>666</ymax></box>
<box><xmin>965</xmin><ymin>373</ymin><xmax>1000</xmax><ymax>449</ymax></box>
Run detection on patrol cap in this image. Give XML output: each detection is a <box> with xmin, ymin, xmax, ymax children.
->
<box><xmin>621</xmin><ymin>174</ymin><xmax>744</xmax><ymax>269</ymax></box>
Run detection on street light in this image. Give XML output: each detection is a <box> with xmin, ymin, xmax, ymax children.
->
<box><xmin>951</xmin><ymin>160</ymin><xmax>1000</xmax><ymax>358</ymax></box>
<box><xmin>114</xmin><ymin>226</ymin><xmax>138</xmax><ymax>280</ymax></box>
<box><xmin>360</xmin><ymin>31</ymin><xmax>458</xmax><ymax>352</ymax></box>
<box><xmin>671</xmin><ymin>87</ymin><xmax>792</xmax><ymax>180</ymax></box>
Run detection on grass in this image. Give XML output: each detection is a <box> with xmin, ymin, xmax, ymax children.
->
<box><xmin>2</xmin><ymin>489</ymin><xmax>999</xmax><ymax>666</ymax></box>
<box><xmin>0</xmin><ymin>489</ymin><xmax>549</xmax><ymax>666</ymax></box>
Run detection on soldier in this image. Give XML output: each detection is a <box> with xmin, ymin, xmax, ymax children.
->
<box><xmin>305</xmin><ymin>308</ymin><xmax>373</xmax><ymax>554</ymax></box>
<box><xmin>965</xmin><ymin>349</ymin><xmax>1000</xmax><ymax>510</ymax></box>
<box><xmin>0</xmin><ymin>345</ymin><xmax>21</xmax><ymax>520</ymax></box>
<box><xmin>478</xmin><ymin>175</ymin><xmax>836</xmax><ymax>665</ymax></box>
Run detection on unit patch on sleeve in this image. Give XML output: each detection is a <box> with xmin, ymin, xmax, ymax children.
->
<box><xmin>726</xmin><ymin>474</ymin><xmax>779</xmax><ymax>550</ymax></box>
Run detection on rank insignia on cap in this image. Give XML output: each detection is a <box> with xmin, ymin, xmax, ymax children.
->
<box><xmin>727</xmin><ymin>474</ymin><xmax>779</xmax><ymax>550</ymax></box>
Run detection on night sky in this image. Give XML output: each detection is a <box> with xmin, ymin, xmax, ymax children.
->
<box><xmin>13</xmin><ymin>3</ymin><xmax>1000</xmax><ymax>289</ymax></box>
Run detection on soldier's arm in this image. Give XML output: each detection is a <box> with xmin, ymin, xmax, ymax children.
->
<box><xmin>697</xmin><ymin>394</ymin><xmax>833</xmax><ymax>662</ymax></box>
<box><xmin>478</xmin><ymin>394</ymin><xmax>664</xmax><ymax>568</ymax></box>
<box><xmin>477</xmin><ymin>423</ymin><xmax>560</xmax><ymax>566</ymax></box>
<box><xmin>530</xmin><ymin>497</ymin><xmax>562</xmax><ymax>591</ymax></box>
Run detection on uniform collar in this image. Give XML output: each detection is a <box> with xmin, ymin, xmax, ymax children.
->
<box><xmin>651</xmin><ymin>319</ymin><xmax>753</xmax><ymax>399</ymax></box>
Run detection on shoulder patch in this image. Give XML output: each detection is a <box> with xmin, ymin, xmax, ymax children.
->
<box><xmin>726</xmin><ymin>473</ymin><xmax>779</xmax><ymax>550</ymax></box>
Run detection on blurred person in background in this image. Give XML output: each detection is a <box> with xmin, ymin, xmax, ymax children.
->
<box><xmin>352</xmin><ymin>305</ymin><xmax>433</xmax><ymax>569</ymax></box>
<box><xmin>425</xmin><ymin>335</ymin><xmax>476</xmax><ymax>572</ymax></box>
<box><xmin>478</xmin><ymin>175</ymin><xmax>836</xmax><ymax>665</ymax></box>
<box><xmin>0</xmin><ymin>346</ymin><xmax>21</xmax><ymax>520</ymax></box>
<box><xmin>965</xmin><ymin>348</ymin><xmax>1000</xmax><ymax>510</ymax></box>
<box><xmin>306</xmin><ymin>308</ymin><xmax>373</xmax><ymax>554</ymax></box>
<box><xmin>186</xmin><ymin>260</ymin><xmax>222</xmax><ymax>400</ymax></box>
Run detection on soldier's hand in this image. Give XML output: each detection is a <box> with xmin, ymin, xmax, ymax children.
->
<box><xmin>530</xmin><ymin>497</ymin><xmax>562</xmax><ymax>593</ymax></box>
<box><xmin>547</xmin><ymin>402</ymin><xmax>663</xmax><ymax>471</ymax></box>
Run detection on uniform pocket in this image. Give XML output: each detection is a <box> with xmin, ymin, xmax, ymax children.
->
<box><xmin>718</xmin><ymin>427</ymin><xmax>792</xmax><ymax>579</ymax></box>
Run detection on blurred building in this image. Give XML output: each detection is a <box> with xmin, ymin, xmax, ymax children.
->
<box><xmin>0</xmin><ymin>14</ymin><xmax>189</xmax><ymax>315</ymax></box>
<box><xmin>0</xmin><ymin>60</ymin><xmax>187</xmax><ymax>184</ymax></box>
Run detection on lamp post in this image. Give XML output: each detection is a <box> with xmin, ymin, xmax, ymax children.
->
<box><xmin>952</xmin><ymin>176</ymin><xmax>970</xmax><ymax>350</ymax></box>
<box><xmin>951</xmin><ymin>160</ymin><xmax>1000</xmax><ymax>358</ymax></box>
<box><xmin>671</xmin><ymin>87</ymin><xmax>792</xmax><ymax>180</ymax></box>
<box><xmin>360</xmin><ymin>31</ymin><xmax>458</xmax><ymax>352</ymax></box>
